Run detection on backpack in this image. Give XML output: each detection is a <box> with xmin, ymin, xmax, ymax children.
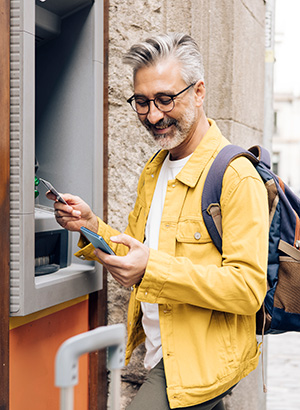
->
<box><xmin>202</xmin><ymin>144</ymin><xmax>300</xmax><ymax>335</ymax></box>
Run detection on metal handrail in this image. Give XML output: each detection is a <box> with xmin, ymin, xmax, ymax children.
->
<box><xmin>55</xmin><ymin>324</ymin><xmax>126</xmax><ymax>410</ymax></box>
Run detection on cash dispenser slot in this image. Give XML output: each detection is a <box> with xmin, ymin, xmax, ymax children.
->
<box><xmin>35</xmin><ymin>229</ymin><xmax>68</xmax><ymax>276</ymax></box>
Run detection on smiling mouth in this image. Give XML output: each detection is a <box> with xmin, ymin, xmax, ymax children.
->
<box><xmin>152</xmin><ymin>124</ymin><xmax>173</xmax><ymax>135</ymax></box>
<box><xmin>145</xmin><ymin>119</ymin><xmax>177</xmax><ymax>137</ymax></box>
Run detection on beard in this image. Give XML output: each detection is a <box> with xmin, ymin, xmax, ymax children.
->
<box><xmin>141</xmin><ymin>101</ymin><xmax>197</xmax><ymax>151</ymax></box>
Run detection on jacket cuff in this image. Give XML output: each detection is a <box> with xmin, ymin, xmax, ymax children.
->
<box><xmin>74</xmin><ymin>217</ymin><xmax>107</xmax><ymax>261</ymax></box>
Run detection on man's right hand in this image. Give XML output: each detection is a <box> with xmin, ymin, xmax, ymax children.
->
<box><xmin>46</xmin><ymin>192</ymin><xmax>99</xmax><ymax>233</ymax></box>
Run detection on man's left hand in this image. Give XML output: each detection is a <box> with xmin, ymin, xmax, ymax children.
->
<box><xmin>93</xmin><ymin>234</ymin><xmax>150</xmax><ymax>287</ymax></box>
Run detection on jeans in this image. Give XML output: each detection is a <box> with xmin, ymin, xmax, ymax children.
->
<box><xmin>127</xmin><ymin>359</ymin><xmax>233</xmax><ymax>410</ymax></box>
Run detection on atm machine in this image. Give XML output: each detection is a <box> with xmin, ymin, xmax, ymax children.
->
<box><xmin>10</xmin><ymin>0</ymin><xmax>104</xmax><ymax>316</ymax></box>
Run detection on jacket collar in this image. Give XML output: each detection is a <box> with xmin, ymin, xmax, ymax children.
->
<box><xmin>146</xmin><ymin>119</ymin><xmax>224</xmax><ymax>188</ymax></box>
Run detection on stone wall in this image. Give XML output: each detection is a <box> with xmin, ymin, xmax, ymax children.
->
<box><xmin>106</xmin><ymin>1</ymin><xmax>266</xmax><ymax>408</ymax></box>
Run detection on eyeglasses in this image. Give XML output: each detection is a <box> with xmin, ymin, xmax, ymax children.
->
<box><xmin>127</xmin><ymin>82</ymin><xmax>196</xmax><ymax>115</ymax></box>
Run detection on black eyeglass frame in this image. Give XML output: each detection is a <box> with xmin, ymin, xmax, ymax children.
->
<box><xmin>127</xmin><ymin>82</ymin><xmax>196</xmax><ymax>115</ymax></box>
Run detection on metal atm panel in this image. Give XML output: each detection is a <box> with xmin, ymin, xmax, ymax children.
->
<box><xmin>10</xmin><ymin>0</ymin><xmax>104</xmax><ymax>316</ymax></box>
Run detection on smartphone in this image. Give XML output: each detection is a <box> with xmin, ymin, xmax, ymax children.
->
<box><xmin>39</xmin><ymin>178</ymin><xmax>68</xmax><ymax>205</ymax></box>
<box><xmin>80</xmin><ymin>226</ymin><xmax>115</xmax><ymax>255</ymax></box>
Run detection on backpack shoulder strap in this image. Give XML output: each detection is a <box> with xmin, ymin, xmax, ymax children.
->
<box><xmin>248</xmin><ymin>145</ymin><xmax>271</xmax><ymax>169</ymax></box>
<box><xmin>201</xmin><ymin>144</ymin><xmax>264</xmax><ymax>254</ymax></box>
<box><xmin>150</xmin><ymin>149</ymin><xmax>162</xmax><ymax>163</ymax></box>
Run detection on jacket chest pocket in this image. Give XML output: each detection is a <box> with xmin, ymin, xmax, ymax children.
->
<box><xmin>175</xmin><ymin>219</ymin><xmax>213</xmax><ymax>259</ymax></box>
<box><xmin>127</xmin><ymin>199</ymin><xmax>147</xmax><ymax>243</ymax></box>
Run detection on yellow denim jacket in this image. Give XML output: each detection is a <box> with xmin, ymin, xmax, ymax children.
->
<box><xmin>75</xmin><ymin>119</ymin><xmax>268</xmax><ymax>408</ymax></box>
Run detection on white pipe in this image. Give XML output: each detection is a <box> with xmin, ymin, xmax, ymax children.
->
<box><xmin>109</xmin><ymin>369</ymin><xmax>121</xmax><ymax>410</ymax></box>
<box><xmin>263</xmin><ymin>0</ymin><xmax>276</xmax><ymax>153</ymax></box>
<box><xmin>60</xmin><ymin>387</ymin><xmax>74</xmax><ymax>410</ymax></box>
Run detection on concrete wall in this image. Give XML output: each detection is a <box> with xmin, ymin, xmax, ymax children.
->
<box><xmin>107</xmin><ymin>1</ymin><xmax>266</xmax><ymax>408</ymax></box>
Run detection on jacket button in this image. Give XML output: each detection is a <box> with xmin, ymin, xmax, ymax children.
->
<box><xmin>194</xmin><ymin>232</ymin><xmax>201</xmax><ymax>240</ymax></box>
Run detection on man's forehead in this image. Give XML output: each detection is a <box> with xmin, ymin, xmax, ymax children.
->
<box><xmin>133</xmin><ymin>59</ymin><xmax>185</xmax><ymax>94</ymax></box>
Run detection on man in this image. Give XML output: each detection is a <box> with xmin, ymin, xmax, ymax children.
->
<box><xmin>48</xmin><ymin>33</ymin><xmax>268</xmax><ymax>410</ymax></box>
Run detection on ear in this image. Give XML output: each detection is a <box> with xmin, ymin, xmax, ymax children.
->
<box><xmin>194</xmin><ymin>80</ymin><xmax>205</xmax><ymax>107</ymax></box>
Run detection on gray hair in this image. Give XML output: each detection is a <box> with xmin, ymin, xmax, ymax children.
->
<box><xmin>123</xmin><ymin>33</ymin><xmax>205</xmax><ymax>85</ymax></box>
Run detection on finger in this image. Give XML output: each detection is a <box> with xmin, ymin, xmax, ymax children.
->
<box><xmin>93</xmin><ymin>248</ymin><xmax>136</xmax><ymax>277</ymax></box>
<box><xmin>54</xmin><ymin>209</ymin><xmax>68</xmax><ymax>219</ymax></box>
<box><xmin>109</xmin><ymin>233</ymin><xmax>135</xmax><ymax>248</ymax></box>
<box><xmin>54</xmin><ymin>202</ymin><xmax>81</xmax><ymax>216</ymax></box>
<box><xmin>59</xmin><ymin>193</ymin><xmax>82</xmax><ymax>205</ymax></box>
<box><xmin>93</xmin><ymin>249</ymin><xmax>126</xmax><ymax>275</ymax></box>
<box><xmin>93</xmin><ymin>247</ymin><xmax>116</xmax><ymax>262</ymax></box>
<box><xmin>55</xmin><ymin>209</ymin><xmax>81</xmax><ymax>218</ymax></box>
<box><xmin>46</xmin><ymin>191</ymin><xmax>57</xmax><ymax>201</ymax></box>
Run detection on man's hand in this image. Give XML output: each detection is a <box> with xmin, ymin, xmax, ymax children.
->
<box><xmin>46</xmin><ymin>191</ymin><xmax>98</xmax><ymax>232</ymax></box>
<box><xmin>93</xmin><ymin>234</ymin><xmax>150</xmax><ymax>287</ymax></box>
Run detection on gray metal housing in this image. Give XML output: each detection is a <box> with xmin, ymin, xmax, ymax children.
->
<box><xmin>10</xmin><ymin>0</ymin><xmax>104</xmax><ymax>316</ymax></box>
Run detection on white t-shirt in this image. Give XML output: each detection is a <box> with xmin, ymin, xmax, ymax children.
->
<box><xmin>142</xmin><ymin>152</ymin><xmax>192</xmax><ymax>370</ymax></box>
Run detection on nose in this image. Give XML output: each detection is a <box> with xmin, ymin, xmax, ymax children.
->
<box><xmin>146</xmin><ymin>100</ymin><xmax>165</xmax><ymax>124</ymax></box>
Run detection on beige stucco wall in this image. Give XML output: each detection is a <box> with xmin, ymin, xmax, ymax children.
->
<box><xmin>107</xmin><ymin>1</ymin><xmax>266</xmax><ymax>408</ymax></box>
